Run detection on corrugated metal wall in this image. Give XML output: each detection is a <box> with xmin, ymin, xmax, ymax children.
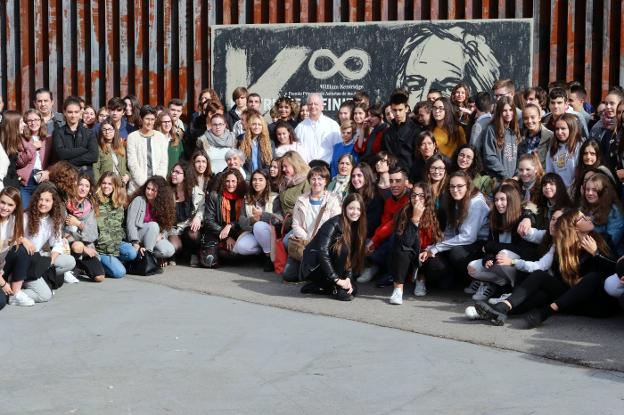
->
<box><xmin>0</xmin><ymin>1</ymin><xmax>621</xmax><ymax>113</ymax></box>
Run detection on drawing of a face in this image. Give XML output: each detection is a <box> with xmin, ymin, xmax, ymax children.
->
<box><xmin>395</xmin><ymin>26</ymin><xmax>500</xmax><ymax>111</ymax></box>
<box><xmin>402</xmin><ymin>35</ymin><xmax>465</xmax><ymax>108</ymax></box>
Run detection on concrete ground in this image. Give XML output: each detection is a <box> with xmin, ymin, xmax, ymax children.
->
<box><xmin>3</xmin><ymin>263</ymin><xmax>624</xmax><ymax>414</ymax></box>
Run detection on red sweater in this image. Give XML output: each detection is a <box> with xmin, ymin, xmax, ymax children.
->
<box><xmin>371</xmin><ymin>192</ymin><xmax>409</xmax><ymax>247</ymax></box>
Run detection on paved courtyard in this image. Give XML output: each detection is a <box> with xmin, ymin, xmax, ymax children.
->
<box><xmin>3</xmin><ymin>263</ymin><xmax>624</xmax><ymax>414</ymax></box>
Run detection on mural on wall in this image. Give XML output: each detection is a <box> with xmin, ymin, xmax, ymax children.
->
<box><xmin>211</xmin><ymin>19</ymin><xmax>532</xmax><ymax>117</ymax></box>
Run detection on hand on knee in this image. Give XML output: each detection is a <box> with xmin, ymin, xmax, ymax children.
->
<box><xmin>71</xmin><ymin>241</ymin><xmax>85</xmax><ymax>254</ymax></box>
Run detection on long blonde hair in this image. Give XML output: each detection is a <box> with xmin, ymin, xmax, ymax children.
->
<box><xmin>555</xmin><ymin>208</ymin><xmax>611</xmax><ymax>286</ymax></box>
<box><xmin>240</xmin><ymin>114</ymin><xmax>273</xmax><ymax>165</ymax></box>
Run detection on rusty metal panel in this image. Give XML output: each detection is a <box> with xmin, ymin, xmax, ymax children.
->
<box><xmin>565</xmin><ymin>0</ymin><xmax>575</xmax><ymax>82</ymax></box>
<box><xmin>0</xmin><ymin>0</ymin><xmax>621</xmax><ymax>114</ymax></box>
<box><xmin>583</xmin><ymin>0</ymin><xmax>593</xmax><ymax>101</ymax></box>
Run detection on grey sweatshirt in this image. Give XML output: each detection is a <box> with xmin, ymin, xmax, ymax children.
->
<box><xmin>482</xmin><ymin>124</ymin><xmax>518</xmax><ymax>179</ymax></box>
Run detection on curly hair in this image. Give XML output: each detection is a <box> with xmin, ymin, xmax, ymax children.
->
<box><xmin>27</xmin><ymin>183</ymin><xmax>64</xmax><ymax>238</ymax></box>
<box><xmin>130</xmin><ymin>176</ymin><xmax>176</xmax><ymax>231</ymax></box>
<box><xmin>451</xmin><ymin>144</ymin><xmax>482</xmax><ymax>178</ymax></box>
<box><xmin>48</xmin><ymin>161</ymin><xmax>79</xmax><ymax>202</ymax></box>
<box><xmin>218</xmin><ymin>168</ymin><xmax>247</xmax><ymax>197</ymax></box>
<box><xmin>395</xmin><ymin>182</ymin><xmax>443</xmax><ymax>243</ymax></box>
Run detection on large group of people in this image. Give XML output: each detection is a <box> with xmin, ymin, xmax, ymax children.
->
<box><xmin>1</xmin><ymin>79</ymin><xmax>623</xmax><ymax>330</ymax></box>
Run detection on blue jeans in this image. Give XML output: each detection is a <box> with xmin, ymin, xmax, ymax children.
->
<box><xmin>20</xmin><ymin>172</ymin><xmax>39</xmax><ymax>209</ymax></box>
<box><xmin>99</xmin><ymin>243</ymin><xmax>137</xmax><ymax>278</ymax></box>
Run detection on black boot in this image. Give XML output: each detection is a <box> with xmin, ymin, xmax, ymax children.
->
<box><xmin>263</xmin><ymin>255</ymin><xmax>274</xmax><ymax>272</ymax></box>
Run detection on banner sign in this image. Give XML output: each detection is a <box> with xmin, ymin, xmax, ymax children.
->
<box><xmin>211</xmin><ymin>19</ymin><xmax>533</xmax><ymax>117</ymax></box>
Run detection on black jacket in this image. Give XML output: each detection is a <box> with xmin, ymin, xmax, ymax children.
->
<box><xmin>381</xmin><ymin>119</ymin><xmax>422</xmax><ymax>170</ymax></box>
<box><xmin>300</xmin><ymin>216</ymin><xmax>349</xmax><ymax>283</ymax></box>
<box><xmin>52</xmin><ymin>124</ymin><xmax>98</xmax><ymax>171</ymax></box>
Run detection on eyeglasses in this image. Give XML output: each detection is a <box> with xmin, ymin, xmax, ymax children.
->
<box><xmin>171</xmin><ymin>170</ymin><xmax>184</xmax><ymax>175</ymax></box>
<box><xmin>449</xmin><ymin>184</ymin><xmax>467</xmax><ymax>190</ymax></box>
<box><xmin>432</xmin><ymin>106</ymin><xmax>445</xmax><ymax>112</ymax></box>
<box><xmin>26</xmin><ymin>118</ymin><xmax>41</xmax><ymax>123</ymax></box>
<box><xmin>411</xmin><ymin>192</ymin><xmax>425</xmax><ymax>199</ymax></box>
<box><xmin>101</xmin><ymin>128</ymin><xmax>114</xmax><ymax>133</ymax></box>
<box><xmin>429</xmin><ymin>166</ymin><xmax>445</xmax><ymax>172</ymax></box>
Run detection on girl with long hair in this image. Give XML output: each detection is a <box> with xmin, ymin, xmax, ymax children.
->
<box><xmin>22</xmin><ymin>184</ymin><xmax>77</xmax><ymax>301</ymax></box>
<box><xmin>327</xmin><ymin>153</ymin><xmax>355</xmax><ymax>201</ymax></box>
<box><xmin>273</xmin><ymin>122</ymin><xmax>302</xmax><ymax>158</ymax></box>
<box><xmin>268</xmin><ymin>157</ymin><xmax>282</xmax><ymax>192</ymax></box>
<box><xmin>348</xmin><ymin>162</ymin><xmax>384</xmax><ymax>238</ymax></box>
<box><xmin>517</xmin><ymin>172</ymin><xmax>572</xmax><ymax>234</ymax></box>
<box><xmin>168</xmin><ymin>156</ymin><xmax>208</xmax><ymax>266</ymax></box>
<box><xmin>0</xmin><ymin>187</ymin><xmax>32</xmax><ymax>306</ymax></box>
<box><xmin>93</xmin><ymin>120</ymin><xmax>128</xmax><ymax>184</ymax></box>
<box><xmin>429</xmin><ymin>97</ymin><xmax>466</xmax><ymax>158</ymax></box>
<box><xmin>156</xmin><ymin>110</ymin><xmax>184</xmax><ymax>172</ymax></box>
<box><xmin>237</xmin><ymin>169</ymin><xmax>284</xmax><ymax>271</ymax></box>
<box><xmin>351</xmin><ymin>103</ymin><xmax>370</xmax><ymax>156</ymax></box>
<box><xmin>419</xmin><ymin>171</ymin><xmax>490</xmax><ymax>293</ymax></box>
<box><xmin>545</xmin><ymin>113</ymin><xmax>582</xmax><ymax>187</ymax></box>
<box><xmin>451</xmin><ymin>82</ymin><xmax>472</xmax><ymax>124</ymax></box>
<box><xmin>94</xmin><ymin>172</ymin><xmax>132</xmax><ymax>278</ymax></box>
<box><xmin>126</xmin><ymin>176</ymin><xmax>176</xmax><ymax>263</ymax></box>
<box><xmin>476</xmin><ymin>208</ymin><xmax>620</xmax><ymax>328</ymax></box>
<box><xmin>517</xmin><ymin>103</ymin><xmax>552</xmax><ymax>166</ymax></box>
<box><xmin>299</xmin><ymin>193</ymin><xmax>367</xmax><ymax>301</ymax></box>
<box><xmin>0</xmin><ymin>110</ymin><xmax>23</xmax><ymax>189</ymax></box>
<box><xmin>424</xmin><ymin>154</ymin><xmax>448</xmax><ymax>229</ymax></box>
<box><xmin>200</xmin><ymin>168</ymin><xmax>248</xmax><ymax>268</ymax></box>
<box><xmin>64</xmin><ymin>173</ymin><xmax>105</xmax><ymax>282</ymax></box>
<box><xmin>482</xmin><ymin>96</ymin><xmax>521</xmax><ymax>179</ymax></box>
<box><xmin>123</xmin><ymin>95</ymin><xmax>142</xmax><ymax>128</ymax></box>
<box><xmin>389</xmin><ymin>182</ymin><xmax>443</xmax><ymax>304</ymax></box>
<box><xmin>580</xmin><ymin>172</ymin><xmax>624</xmax><ymax>255</ymax></box>
<box><xmin>572</xmin><ymin>139</ymin><xmax>615</xmax><ymax>201</ymax></box>
<box><xmin>451</xmin><ymin>143</ymin><xmax>495</xmax><ymax>196</ymax></box>
<box><xmin>239</xmin><ymin>113</ymin><xmax>274</xmax><ymax>176</ymax></box>
<box><xmin>409</xmin><ymin>131</ymin><xmax>439</xmax><ymax>185</ymax></box>
<box><xmin>466</xmin><ymin>184</ymin><xmax>539</xmax><ymax>301</ymax></box>
<box><xmin>17</xmin><ymin>109</ymin><xmax>53</xmax><ymax>207</ymax></box>
<box><xmin>516</xmin><ymin>153</ymin><xmax>544</xmax><ymax>206</ymax></box>
<box><xmin>374</xmin><ymin>151</ymin><xmax>397</xmax><ymax>193</ymax></box>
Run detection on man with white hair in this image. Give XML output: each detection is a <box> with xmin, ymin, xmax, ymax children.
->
<box><xmin>294</xmin><ymin>93</ymin><xmax>341</xmax><ymax>163</ymax></box>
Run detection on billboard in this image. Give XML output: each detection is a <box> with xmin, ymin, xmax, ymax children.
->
<box><xmin>211</xmin><ymin>19</ymin><xmax>533</xmax><ymax>117</ymax></box>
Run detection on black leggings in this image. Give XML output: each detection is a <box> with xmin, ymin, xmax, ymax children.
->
<box><xmin>509</xmin><ymin>271</ymin><xmax>618</xmax><ymax>318</ymax></box>
<box><xmin>4</xmin><ymin>245</ymin><xmax>31</xmax><ymax>283</ymax></box>
<box><xmin>421</xmin><ymin>242</ymin><xmax>485</xmax><ymax>289</ymax></box>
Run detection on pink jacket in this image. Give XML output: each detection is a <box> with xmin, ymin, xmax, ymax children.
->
<box><xmin>16</xmin><ymin>136</ymin><xmax>53</xmax><ymax>183</ymax></box>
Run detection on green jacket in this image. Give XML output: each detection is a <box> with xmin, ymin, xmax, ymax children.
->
<box><xmin>95</xmin><ymin>199</ymin><xmax>126</xmax><ymax>256</ymax></box>
<box><xmin>279</xmin><ymin>180</ymin><xmax>310</xmax><ymax>216</ymax></box>
<box><xmin>93</xmin><ymin>149</ymin><xmax>128</xmax><ymax>182</ymax></box>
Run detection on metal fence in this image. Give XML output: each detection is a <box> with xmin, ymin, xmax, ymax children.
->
<box><xmin>0</xmin><ymin>0</ymin><xmax>621</xmax><ymax>112</ymax></box>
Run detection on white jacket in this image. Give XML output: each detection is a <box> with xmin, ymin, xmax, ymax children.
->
<box><xmin>126</xmin><ymin>130</ymin><xmax>169</xmax><ymax>193</ymax></box>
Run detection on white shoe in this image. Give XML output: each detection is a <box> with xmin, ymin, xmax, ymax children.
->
<box><xmin>413</xmin><ymin>280</ymin><xmax>427</xmax><ymax>297</ymax></box>
<box><xmin>488</xmin><ymin>292</ymin><xmax>512</xmax><ymax>305</ymax></box>
<box><xmin>465</xmin><ymin>306</ymin><xmax>486</xmax><ymax>320</ymax></box>
<box><xmin>357</xmin><ymin>265</ymin><xmax>378</xmax><ymax>283</ymax></box>
<box><xmin>389</xmin><ymin>288</ymin><xmax>403</xmax><ymax>305</ymax></box>
<box><xmin>64</xmin><ymin>271</ymin><xmax>79</xmax><ymax>284</ymax></box>
<box><xmin>9</xmin><ymin>290</ymin><xmax>35</xmax><ymax>307</ymax></box>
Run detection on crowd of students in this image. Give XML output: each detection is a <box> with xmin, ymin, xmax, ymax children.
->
<box><xmin>0</xmin><ymin>79</ymin><xmax>623</xmax><ymax>330</ymax></box>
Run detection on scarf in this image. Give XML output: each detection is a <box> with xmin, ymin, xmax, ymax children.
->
<box><xmin>202</xmin><ymin>129</ymin><xmax>237</xmax><ymax>148</ymax></box>
<box><xmin>329</xmin><ymin>174</ymin><xmax>350</xmax><ymax>200</ymax></box>
<box><xmin>221</xmin><ymin>191</ymin><xmax>243</xmax><ymax>225</ymax></box>
<box><xmin>521</xmin><ymin>179</ymin><xmax>536</xmax><ymax>202</ymax></box>
<box><xmin>66</xmin><ymin>198</ymin><xmax>92</xmax><ymax>219</ymax></box>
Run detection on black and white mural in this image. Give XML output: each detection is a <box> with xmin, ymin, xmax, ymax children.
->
<box><xmin>211</xmin><ymin>20</ymin><xmax>533</xmax><ymax>117</ymax></box>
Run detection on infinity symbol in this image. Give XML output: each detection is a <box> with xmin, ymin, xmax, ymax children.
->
<box><xmin>308</xmin><ymin>49</ymin><xmax>371</xmax><ymax>80</ymax></box>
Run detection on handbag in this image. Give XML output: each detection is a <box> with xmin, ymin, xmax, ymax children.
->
<box><xmin>287</xmin><ymin>202</ymin><xmax>327</xmax><ymax>262</ymax></box>
<box><xmin>126</xmin><ymin>249</ymin><xmax>161</xmax><ymax>276</ymax></box>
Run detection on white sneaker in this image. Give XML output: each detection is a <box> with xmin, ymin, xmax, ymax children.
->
<box><xmin>463</xmin><ymin>280</ymin><xmax>480</xmax><ymax>294</ymax></box>
<box><xmin>465</xmin><ymin>306</ymin><xmax>486</xmax><ymax>320</ymax></box>
<box><xmin>357</xmin><ymin>265</ymin><xmax>378</xmax><ymax>283</ymax></box>
<box><xmin>64</xmin><ymin>271</ymin><xmax>79</xmax><ymax>284</ymax></box>
<box><xmin>389</xmin><ymin>288</ymin><xmax>403</xmax><ymax>305</ymax></box>
<box><xmin>472</xmin><ymin>282</ymin><xmax>496</xmax><ymax>301</ymax></box>
<box><xmin>413</xmin><ymin>279</ymin><xmax>427</xmax><ymax>297</ymax></box>
<box><xmin>9</xmin><ymin>290</ymin><xmax>35</xmax><ymax>307</ymax></box>
<box><xmin>488</xmin><ymin>292</ymin><xmax>512</xmax><ymax>305</ymax></box>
